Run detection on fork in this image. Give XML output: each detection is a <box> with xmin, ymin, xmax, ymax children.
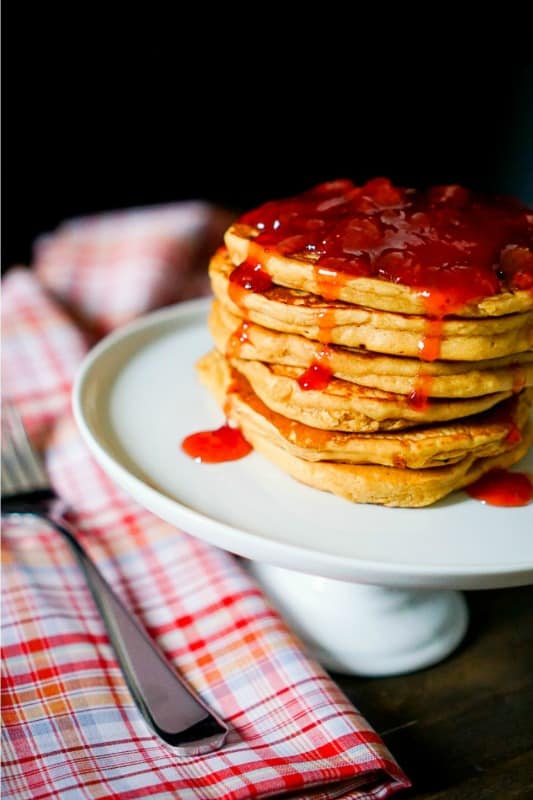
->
<box><xmin>1</xmin><ymin>403</ymin><xmax>228</xmax><ymax>754</ymax></box>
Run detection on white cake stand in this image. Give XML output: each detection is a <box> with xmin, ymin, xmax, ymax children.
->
<box><xmin>73</xmin><ymin>298</ymin><xmax>533</xmax><ymax>676</ymax></box>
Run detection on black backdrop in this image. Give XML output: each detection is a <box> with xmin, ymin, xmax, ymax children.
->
<box><xmin>3</xmin><ymin>11</ymin><xmax>532</xmax><ymax>269</ymax></box>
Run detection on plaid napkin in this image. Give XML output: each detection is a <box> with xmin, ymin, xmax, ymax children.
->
<box><xmin>1</xmin><ymin>204</ymin><xmax>410</xmax><ymax>800</ymax></box>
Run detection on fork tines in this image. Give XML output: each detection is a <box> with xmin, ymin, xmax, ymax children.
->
<box><xmin>1</xmin><ymin>404</ymin><xmax>49</xmax><ymax>497</ymax></box>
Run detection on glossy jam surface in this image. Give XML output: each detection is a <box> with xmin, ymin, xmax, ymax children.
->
<box><xmin>466</xmin><ymin>469</ymin><xmax>533</xmax><ymax>506</ymax></box>
<box><xmin>228</xmin><ymin>260</ymin><xmax>273</xmax><ymax>308</ymax></box>
<box><xmin>181</xmin><ymin>425</ymin><xmax>252</xmax><ymax>463</ymax></box>
<box><xmin>238</xmin><ymin>178</ymin><xmax>533</xmax><ymax>313</ymax></box>
<box><xmin>297</xmin><ymin>362</ymin><xmax>333</xmax><ymax>391</ymax></box>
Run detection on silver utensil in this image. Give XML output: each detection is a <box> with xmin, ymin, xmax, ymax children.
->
<box><xmin>1</xmin><ymin>403</ymin><xmax>228</xmax><ymax>754</ymax></box>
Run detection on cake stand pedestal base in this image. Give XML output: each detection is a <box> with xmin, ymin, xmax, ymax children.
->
<box><xmin>247</xmin><ymin>562</ymin><xmax>469</xmax><ymax>676</ymax></box>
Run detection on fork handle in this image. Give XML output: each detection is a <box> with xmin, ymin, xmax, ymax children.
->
<box><xmin>16</xmin><ymin>501</ymin><xmax>229</xmax><ymax>754</ymax></box>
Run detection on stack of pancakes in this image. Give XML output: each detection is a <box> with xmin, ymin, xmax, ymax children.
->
<box><xmin>198</xmin><ymin>179</ymin><xmax>533</xmax><ymax>507</ymax></box>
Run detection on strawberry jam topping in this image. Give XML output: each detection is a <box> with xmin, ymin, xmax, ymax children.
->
<box><xmin>228</xmin><ymin>260</ymin><xmax>273</xmax><ymax>308</ymax></box>
<box><xmin>238</xmin><ymin>178</ymin><xmax>533</xmax><ymax>313</ymax></box>
<box><xmin>466</xmin><ymin>469</ymin><xmax>533</xmax><ymax>507</ymax></box>
<box><xmin>182</xmin><ymin>425</ymin><xmax>252</xmax><ymax>463</ymax></box>
<box><xmin>297</xmin><ymin>362</ymin><xmax>333</xmax><ymax>391</ymax></box>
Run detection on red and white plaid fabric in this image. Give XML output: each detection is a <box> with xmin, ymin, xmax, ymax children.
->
<box><xmin>34</xmin><ymin>203</ymin><xmax>234</xmax><ymax>335</ymax></box>
<box><xmin>1</xmin><ymin>205</ymin><xmax>410</xmax><ymax>800</ymax></box>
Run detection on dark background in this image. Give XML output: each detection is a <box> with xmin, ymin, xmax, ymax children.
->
<box><xmin>3</xmin><ymin>13</ymin><xmax>532</xmax><ymax>269</ymax></box>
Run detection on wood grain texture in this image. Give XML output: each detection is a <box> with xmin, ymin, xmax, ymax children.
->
<box><xmin>334</xmin><ymin>586</ymin><xmax>533</xmax><ymax>799</ymax></box>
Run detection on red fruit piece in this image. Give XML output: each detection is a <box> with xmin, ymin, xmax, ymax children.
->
<box><xmin>361</xmin><ymin>177</ymin><xmax>405</xmax><ymax>207</ymax></box>
<box><xmin>499</xmin><ymin>245</ymin><xmax>533</xmax><ymax>290</ymax></box>
<box><xmin>278</xmin><ymin>234</ymin><xmax>314</xmax><ymax>255</ymax></box>
<box><xmin>342</xmin><ymin>218</ymin><xmax>382</xmax><ymax>253</ymax></box>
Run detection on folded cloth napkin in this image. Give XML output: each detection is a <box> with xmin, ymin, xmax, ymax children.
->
<box><xmin>1</xmin><ymin>205</ymin><xmax>410</xmax><ymax>800</ymax></box>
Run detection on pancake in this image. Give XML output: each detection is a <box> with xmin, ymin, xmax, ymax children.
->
<box><xmin>218</xmin><ymin>352</ymin><xmax>512</xmax><ymax>432</ymax></box>
<box><xmin>210</xmin><ymin>300</ymin><xmax>533</xmax><ymax>399</ymax></box>
<box><xmin>210</xmin><ymin>249</ymin><xmax>533</xmax><ymax>361</ymax></box>
<box><xmin>224</xmin><ymin>177</ymin><xmax>533</xmax><ymax>318</ymax></box>
<box><xmin>198</xmin><ymin>350</ymin><xmax>532</xmax><ymax>469</ymax></box>
<box><xmin>190</xmin><ymin>178</ymin><xmax>533</xmax><ymax>507</ymax></box>
<box><xmin>226</xmin><ymin>225</ymin><xmax>533</xmax><ymax>318</ymax></box>
<box><xmin>243</xmin><ymin>424</ymin><xmax>532</xmax><ymax>507</ymax></box>
<box><xmin>197</xmin><ymin>352</ymin><xmax>532</xmax><ymax>507</ymax></box>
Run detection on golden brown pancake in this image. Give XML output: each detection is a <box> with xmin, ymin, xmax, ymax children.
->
<box><xmin>194</xmin><ymin>178</ymin><xmax>533</xmax><ymax>506</ymax></box>
<box><xmin>197</xmin><ymin>351</ymin><xmax>532</xmax><ymax>507</ymax></box>
<box><xmin>198</xmin><ymin>350</ymin><xmax>532</xmax><ymax>469</ymax></box>
<box><xmin>210</xmin><ymin>249</ymin><xmax>533</xmax><ymax>361</ymax></box>
<box><xmin>245</xmin><ymin>426</ymin><xmax>532</xmax><ymax>507</ymax></box>
<box><xmin>225</xmin><ymin>225</ymin><xmax>533</xmax><ymax>318</ymax></box>
<box><xmin>210</xmin><ymin>300</ymin><xmax>533</xmax><ymax>398</ymax></box>
<box><xmin>228</xmin><ymin>355</ymin><xmax>512</xmax><ymax>432</ymax></box>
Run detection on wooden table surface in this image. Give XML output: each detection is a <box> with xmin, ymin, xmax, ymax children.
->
<box><xmin>334</xmin><ymin>585</ymin><xmax>533</xmax><ymax>800</ymax></box>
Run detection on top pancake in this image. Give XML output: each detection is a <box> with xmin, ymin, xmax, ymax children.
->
<box><xmin>226</xmin><ymin>226</ymin><xmax>533</xmax><ymax>318</ymax></box>
<box><xmin>226</xmin><ymin>178</ymin><xmax>533</xmax><ymax>318</ymax></box>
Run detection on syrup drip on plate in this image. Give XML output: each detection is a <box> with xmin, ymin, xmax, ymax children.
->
<box><xmin>466</xmin><ymin>469</ymin><xmax>533</xmax><ymax>506</ymax></box>
<box><xmin>181</xmin><ymin>425</ymin><xmax>252</xmax><ymax>463</ymax></box>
